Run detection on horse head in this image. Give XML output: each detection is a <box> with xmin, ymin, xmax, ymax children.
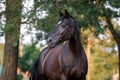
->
<box><xmin>47</xmin><ymin>9</ymin><xmax>79</xmax><ymax>47</ymax></box>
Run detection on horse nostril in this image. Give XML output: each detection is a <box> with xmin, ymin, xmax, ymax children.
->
<box><xmin>47</xmin><ymin>38</ymin><xmax>52</xmax><ymax>43</ymax></box>
<box><xmin>49</xmin><ymin>39</ymin><xmax>52</xmax><ymax>43</ymax></box>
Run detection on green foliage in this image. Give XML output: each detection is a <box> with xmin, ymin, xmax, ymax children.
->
<box><xmin>18</xmin><ymin>43</ymin><xmax>40</xmax><ymax>72</ymax></box>
<box><xmin>17</xmin><ymin>74</ymin><xmax>23</xmax><ymax>80</ymax></box>
<box><xmin>108</xmin><ymin>0</ymin><xmax>120</xmax><ymax>8</ymax></box>
<box><xmin>2</xmin><ymin>0</ymin><xmax>117</xmax><ymax>42</ymax></box>
<box><xmin>30</xmin><ymin>1</ymin><xmax>102</xmax><ymax>40</ymax></box>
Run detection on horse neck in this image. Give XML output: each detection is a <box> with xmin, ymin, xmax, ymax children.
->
<box><xmin>68</xmin><ymin>30</ymin><xmax>82</xmax><ymax>57</ymax></box>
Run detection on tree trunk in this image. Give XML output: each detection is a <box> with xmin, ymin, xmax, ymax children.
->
<box><xmin>2</xmin><ymin>0</ymin><xmax>22</xmax><ymax>80</ymax></box>
<box><xmin>86</xmin><ymin>34</ymin><xmax>94</xmax><ymax>80</ymax></box>
<box><xmin>106</xmin><ymin>18</ymin><xmax>120</xmax><ymax>54</ymax></box>
<box><xmin>106</xmin><ymin>17</ymin><xmax>120</xmax><ymax>79</ymax></box>
<box><xmin>86</xmin><ymin>37</ymin><xmax>91</xmax><ymax>80</ymax></box>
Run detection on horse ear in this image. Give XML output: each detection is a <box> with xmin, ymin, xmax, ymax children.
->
<box><xmin>65</xmin><ymin>9</ymin><xmax>70</xmax><ymax>18</ymax></box>
<box><xmin>59</xmin><ymin>10</ymin><xmax>64</xmax><ymax>17</ymax></box>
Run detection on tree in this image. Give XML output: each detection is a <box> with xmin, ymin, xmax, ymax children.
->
<box><xmin>1</xmin><ymin>0</ymin><xmax>22</xmax><ymax>80</ymax></box>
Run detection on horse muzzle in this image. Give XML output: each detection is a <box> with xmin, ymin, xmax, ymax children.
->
<box><xmin>47</xmin><ymin>37</ymin><xmax>62</xmax><ymax>47</ymax></box>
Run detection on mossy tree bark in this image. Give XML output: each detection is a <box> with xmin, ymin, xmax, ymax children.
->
<box><xmin>2</xmin><ymin>0</ymin><xmax>22</xmax><ymax>80</ymax></box>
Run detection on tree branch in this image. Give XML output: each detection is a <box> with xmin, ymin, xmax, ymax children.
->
<box><xmin>106</xmin><ymin>17</ymin><xmax>120</xmax><ymax>44</ymax></box>
<box><xmin>21</xmin><ymin>20</ymin><xmax>35</xmax><ymax>24</ymax></box>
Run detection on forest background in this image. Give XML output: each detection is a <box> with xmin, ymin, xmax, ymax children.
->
<box><xmin>0</xmin><ymin>0</ymin><xmax>119</xmax><ymax>80</ymax></box>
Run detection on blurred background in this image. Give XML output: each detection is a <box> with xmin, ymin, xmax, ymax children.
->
<box><xmin>0</xmin><ymin>0</ymin><xmax>119</xmax><ymax>80</ymax></box>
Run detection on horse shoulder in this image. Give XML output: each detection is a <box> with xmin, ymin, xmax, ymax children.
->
<box><xmin>42</xmin><ymin>46</ymin><xmax>63</xmax><ymax>79</ymax></box>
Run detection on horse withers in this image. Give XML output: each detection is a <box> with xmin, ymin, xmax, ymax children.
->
<box><xmin>30</xmin><ymin>10</ymin><xmax>88</xmax><ymax>80</ymax></box>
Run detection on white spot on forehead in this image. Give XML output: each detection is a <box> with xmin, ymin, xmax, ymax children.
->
<box><xmin>57</xmin><ymin>20</ymin><xmax>62</xmax><ymax>25</ymax></box>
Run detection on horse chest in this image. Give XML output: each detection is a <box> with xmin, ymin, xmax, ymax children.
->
<box><xmin>60</xmin><ymin>52</ymin><xmax>82</xmax><ymax>77</ymax></box>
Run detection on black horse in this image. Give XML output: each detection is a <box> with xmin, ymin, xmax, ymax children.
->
<box><xmin>30</xmin><ymin>10</ymin><xmax>88</xmax><ymax>80</ymax></box>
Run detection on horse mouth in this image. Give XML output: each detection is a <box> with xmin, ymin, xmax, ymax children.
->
<box><xmin>48</xmin><ymin>38</ymin><xmax>63</xmax><ymax>48</ymax></box>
